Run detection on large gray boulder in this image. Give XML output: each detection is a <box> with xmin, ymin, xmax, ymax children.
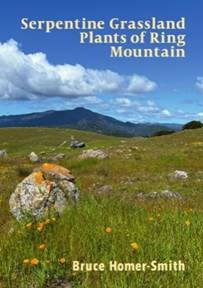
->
<box><xmin>9</xmin><ymin>163</ymin><xmax>79</xmax><ymax>220</ymax></box>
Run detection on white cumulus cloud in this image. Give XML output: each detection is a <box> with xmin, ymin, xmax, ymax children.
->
<box><xmin>127</xmin><ymin>75</ymin><xmax>157</xmax><ymax>94</ymax></box>
<box><xmin>161</xmin><ymin>109</ymin><xmax>171</xmax><ymax>117</ymax></box>
<box><xmin>0</xmin><ymin>39</ymin><xmax>157</xmax><ymax>100</ymax></box>
<box><xmin>115</xmin><ymin>97</ymin><xmax>173</xmax><ymax>119</ymax></box>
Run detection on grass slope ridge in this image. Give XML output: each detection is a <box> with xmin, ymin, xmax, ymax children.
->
<box><xmin>0</xmin><ymin>107</ymin><xmax>180</xmax><ymax>137</ymax></box>
<box><xmin>0</xmin><ymin>127</ymin><xmax>202</xmax><ymax>287</ymax></box>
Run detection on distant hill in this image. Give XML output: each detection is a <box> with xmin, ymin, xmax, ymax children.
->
<box><xmin>159</xmin><ymin>123</ymin><xmax>182</xmax><ymax>131</ymax></box>
<box><xmin>0</xmin><ymin>107</ymin><xmax>182</xmax><ymax>137</ymax></box>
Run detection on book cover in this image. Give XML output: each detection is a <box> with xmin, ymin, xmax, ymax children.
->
<box><xmin>0</xmin><ymin>0</ymin><xmax>202</xmax><ymax>287</ymax></box>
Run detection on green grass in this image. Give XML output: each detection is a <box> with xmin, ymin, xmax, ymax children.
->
<box><xmin>0</xmin><ymin>127</ymin><xmax>203</xmax><ymax>287</ymax></box>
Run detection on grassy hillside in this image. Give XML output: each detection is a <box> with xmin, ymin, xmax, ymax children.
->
<box><xmin>0</xmin><ymin>127</ymin><xmax>203</xmax><ymax>287</ymax></box>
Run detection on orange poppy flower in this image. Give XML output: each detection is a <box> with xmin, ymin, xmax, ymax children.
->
<box><xmin>31</xmin><ymin>258</ymin><xmax>39</xmax><ymax>266</ymax></box>
<box><xmin>58</xmin><ymin>258</ymin><xmax>66</xmax><ymax>265</ymax></box>
<box><xmin>105</xmin><ymin>227</ymin><xmax>112</xmax><ymax>233</ymax></box>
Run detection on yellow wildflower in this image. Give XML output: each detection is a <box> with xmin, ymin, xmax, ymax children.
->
<box><xmin>58</xmin><ymin>258</ymin><xmax>66</xmax><ymax>265</ymax></box>
<box><xmin>26</xmin><ymin>223</ymin><xmax>32</xmax><ymax>229</ymax></box>
<box><xmin>148</xmin><ymin>217</ymin><xmax>154</xmax><ymax>222</ymax></box>
<box><xmin>45</xmin><ymin>219</ymin><xmax>51</xmax><ymax>225</ymax></box>
<box><xmin>131</xmin><ymin>242</ymin><xmax>139</xmax><ymax>251</ymax></box>
<box><xmin>37</xmin><ymin>223</ymin><xmax>45</xmax><ymax>232</ymax></box>
<box><xmin>23</xmin><ymin>259</ymin><xmax>30</xmax><ymax>265</ymax></box>
<box><xmin>38</xmin><ymin>243</ymin><xmax>46</xmax><ymax>251</ymax></box>
<box><xmin>51</xmin><ymin>217</ymin><xmax>56</xmax><ymax>223</ymax></box>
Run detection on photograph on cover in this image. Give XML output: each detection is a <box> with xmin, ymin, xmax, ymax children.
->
<box><xmin>0</xmin><ymin>0</ymin><xmax>202</xmax><ymax>287</ymax></box>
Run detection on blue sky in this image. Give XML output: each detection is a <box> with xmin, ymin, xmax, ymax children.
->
<box><xmin>0</xmin><ymin>0</ymin><xmax>203</xmax><ymax>123</ymax></box>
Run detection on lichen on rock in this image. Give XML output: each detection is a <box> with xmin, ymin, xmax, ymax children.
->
<box><xmin>9</xmin><ymin>163</ymin><xmax>79</xmax><ymax>220</ymax></box>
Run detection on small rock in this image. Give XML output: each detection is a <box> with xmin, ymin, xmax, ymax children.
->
<box><xmin>131</xmin><ymin>146</ymin><xmax>139</xmax><ymax>151</ymax></box>
<box><xmin>46</xmin><ymin>279</ymin><xmax>72</xmax><ymax>288</ymax></box>
<box><xmin>29</xmin><ymin>152</ymin><xmax>39</xmax><ymax>162</ymax></box>
<box><xmin>96</xmin><ymin>185</ymin><xmax>113</xmax><ymax>194</ymax></box>
<box><xmin>120</xmin><ymin>177</ymin><xmax>135</xmax><ymax>185</ymax></box>
<box><xmin>137</xmin><ymin>190</ymin><xmax>184</xmax><ymax>201</ymax></box>
<box><xmin>169</xmin><ymin>170</ymin><xmax>188</xmax><ymax>180</ymax></box>
<box><xmin>0</xmin><ymin>150</ymin><xmax>7</xmax><ymax>158</ymax></box>
<box><xmin>52</xmin><ymin>153</ymin><xmax>66</xmax><ymax>161</ymax></box>
<box><xmin>79</xmin><ymin>149</ymin><xmax>108</xmax><ymax>160</ymax></box>
<box><xmin>70</xmin><ymin>136</ymin><xmax>85</xmax><ymax>148</ymax></box>
<box><xmin>160</xmin><ymin>190</ymin><xmax>184</xmax><ymax>200</ymax></box>
<box><xmin>70</xmin><ymin>140</ymin><xmax>85</xmax><ymax>148</ymax></box>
